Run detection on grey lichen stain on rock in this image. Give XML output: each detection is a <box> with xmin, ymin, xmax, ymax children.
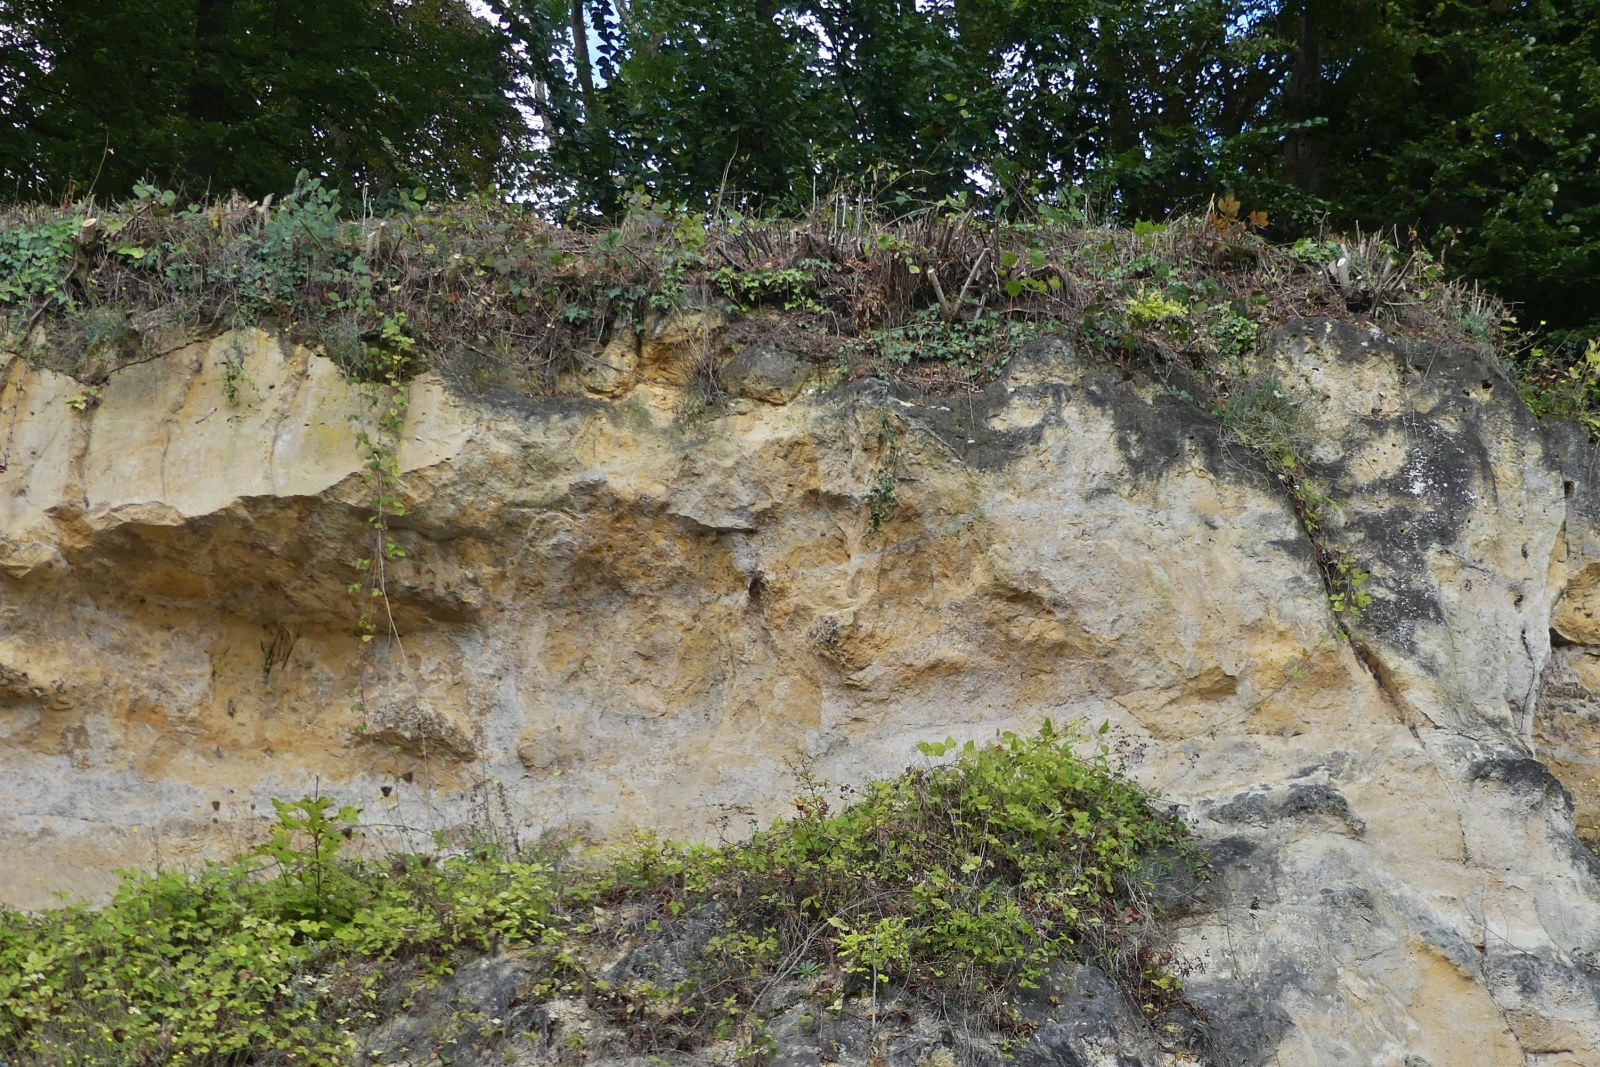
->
<box><xmin>1252</xmin><ymin>321</ymin><xmax>1493</xmax><ymax>657</ymax></box>
<box><xmin>1207</xmin><ymin>782</ymin><xmax>1365</xmax><ymax>837</ymax></box>
<box><xmin>1081</xmin><ymin>370</ymin><xmax>1237</xmax><ymax>486</ymax></box>
<box><xmin>6</xmin><ymin>316</ymin><xmax>1600</xmax><ymax>1063</ymax></box>
<box><xmin>1013</xmin><ymin>963</ymin><xmax>1165</xmax><ymax>1067</ymax></box>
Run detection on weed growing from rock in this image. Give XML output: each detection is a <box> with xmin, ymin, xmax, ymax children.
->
<box><xmin>345</xmin><ymin>314</ymin><xmax>415</xmax><ymax>676</ymax></box>
<box><xmin>866</xmin><ymin>410</ymin><xmax>901</xmax><ymax>536</ymax></box>
<box><xmin>1211</xmin><ymin>376</ymin><xmax>1372</xmax><ymax>621</ymax></box>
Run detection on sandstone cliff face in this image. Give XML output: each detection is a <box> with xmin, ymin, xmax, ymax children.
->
<box><xmin>4</xmin><ymin>319</ymin><xmax>1600</xmax><ymax>1064</ymax></box>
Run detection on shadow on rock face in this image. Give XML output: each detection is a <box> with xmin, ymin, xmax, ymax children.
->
<box><xmin>1008</xmin><ymin>955</ymin><xmax>1291</xmax><ymax>1067</ymax></box>
<box><xmin>363</xmin><ymin>954</ymin><xmax>549</xmax><ymax>1067</ymax></box>
<box><xmin>1178</xmin><ymin>976</ymin><xmax>1295</xmax><ymax>1067</ymax></box>
<box><xmin>1014</xmin><ymin>963</ymin><xmax>1162</xmax><ymax>1067</ymax></box>
<box><xmin>1468</xmin><ymin>756</ymin><xmax>1573</xmax><ymax>809</ymax></box>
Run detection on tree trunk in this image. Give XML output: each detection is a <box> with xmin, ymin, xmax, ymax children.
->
<box><xmin>571</xmin><ymin>0</ymin><xmax>598</xmax><ymax>122</ymax></box>
<box><xmin>1283</xmin><ymin>0</ymin><xmax>1325</xmax><ymax>193</ymax></box>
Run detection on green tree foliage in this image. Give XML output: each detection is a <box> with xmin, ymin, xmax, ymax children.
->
<box><xmin>1245</xmin><ymin>0</ymin><xmax>1600</xmax><ymax>328</ymax></box>
<box><xmin>490</xmin><ymin>0</ymin><xmax>1267</xmax><ymax>215</ymax></box>
<box><xmin>490</xmin><ymin>0</ymin><xmax>828</xmax><ymax>216</ymax></box>
<box><xmin>0</xmin><ymin>0</ymin><xmax>525</xmax><ymax>200</ymax></box>
<box><xmin>0</xmin><ymin>1</ymin><xmax>1593</xmax><ymax>325</ymax></box>
<box><xmin>485</xmin><ymin>0</ymin><xmax>1596</xmax><ymax>326</ymax></box>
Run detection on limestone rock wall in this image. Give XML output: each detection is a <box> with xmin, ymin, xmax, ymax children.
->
<box><xmin>3</xmin><ymin>320</ymin><xmax>1600</xmax><ymax>1064</ymax></box>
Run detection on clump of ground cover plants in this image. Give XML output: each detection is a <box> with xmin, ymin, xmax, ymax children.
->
<box><xmin>0</xmin><ymin>724</ymin><xmax>1198</xmax><ymax>1067</ymax></box>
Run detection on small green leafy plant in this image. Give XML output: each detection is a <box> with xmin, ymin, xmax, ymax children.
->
<box><xmin>63</xmin><ymin>387</ymin><xmax>101</xmax><ymax>411</ymax></box>
<box><xmin>0</xmin><ymin>797</ymin><xmax>559</xmax><ymax>1067</ymax></box>
<box><xmin>852</xmin><ymin>307</ymin><xmax>1041</xmax><ymax>382</ymax></box>
<box><xmin>713</xmin><ymin>260</ymin><xmax>828</xmax><ymax>312</ymax></box>
<box><xmin>998</xmin><ymin>247</ymin><xmax>1059</xmax><ymax>298</ymax></box>
<box><xmin>251</xmin><ymin>796</ymin><xmax>367</xmax><ymax>925</ymax></box>
<box><xmin>220</xmin><ymin>333</ymin><xmax>256</xmax><ymax>405</ymax></box>
<box><xmin>1123</xmin><ymin>289</ymin><xmax>1187</xmax><ymax>327</ymax></box>
<box><xmin>0</xmin><ymin>217</ymin><xmax>77</xmax><ymax>306</ymax></box>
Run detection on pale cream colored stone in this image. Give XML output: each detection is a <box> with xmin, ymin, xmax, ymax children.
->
<box><xmin>0</xmin><ymin>357</ymin><xmax>83</xmax><ymax>540</ymax></box>
<box><xmin>576</xmin><ymin>334</ymin><xmax>639</xmax><ymax>397</ymax></box>
<box><xmin>0</xmin><ymin>537</ymin><xmax>67</xmax><ymax>578</ymax></box>
<box><xmin>2</xmin><ymin>321</ymin><xmax>1600</xmax><ymax>1064</ymax></box>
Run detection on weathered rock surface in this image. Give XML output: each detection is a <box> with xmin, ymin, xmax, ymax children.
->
<box><xmin>364</xmin><ymin>954</ymin><xmax>548</xmax><ymax>1066</ymax></box>
<box><xmin>1015</xmin><ymin>964</ymin><xmax>1164</xmax><ymax>1067</ymax></box>
<box><xmin>4</xmin><ymin>318</ymin><xmax>1600</xmax><ymax>1064</ymax></box>
<box><xmin>719</xmin><ymin>343</ymin><xmax>814</xmax><ymax>404</ymax></box>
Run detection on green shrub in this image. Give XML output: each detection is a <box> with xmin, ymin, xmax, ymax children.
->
<box><xmin>0</xmin><ymin>726</ymin><xmax>1196</xmax><ymax>1065</ymax></box>
<box><xmin>0</xmin><ymin>799</ymin><xmax>561</xmax><ymax>1067</ymax></box>
<box><xmin>762</xmin><ymin>723</ymin><xmax>1189</xmax><ymax>987</ymax></box>
<box><xmin>576</xmin><ymin>722</ymin><xmax>1196</xmax><ymax>1046</ymax></box>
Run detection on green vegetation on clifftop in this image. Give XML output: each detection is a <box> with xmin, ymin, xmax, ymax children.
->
<box><xmin>0</xmin><ymin>184</ymin><xmax>1523</xmax><ymax>398</ymax></box>
<box><xmin>4</xmin><ymin>1</ymin><xmax>1594</xmax><ymax>330</ymax></box>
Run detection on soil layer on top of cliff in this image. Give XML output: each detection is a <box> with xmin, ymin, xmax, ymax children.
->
<box><xmin>0</xmin><ymin>185</ymin><xmax>1526</xmax><ymax>412</ymax></box>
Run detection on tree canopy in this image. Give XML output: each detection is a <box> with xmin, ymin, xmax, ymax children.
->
<box><xmin>0</xmin><ymin>0</ymin><xmax>1594</xmax><ymax>327</ymax></box>
<box><xmin>0</xmin><ymin>0</ymin><xmax>522</xmax><ymax>200</ymax></box>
